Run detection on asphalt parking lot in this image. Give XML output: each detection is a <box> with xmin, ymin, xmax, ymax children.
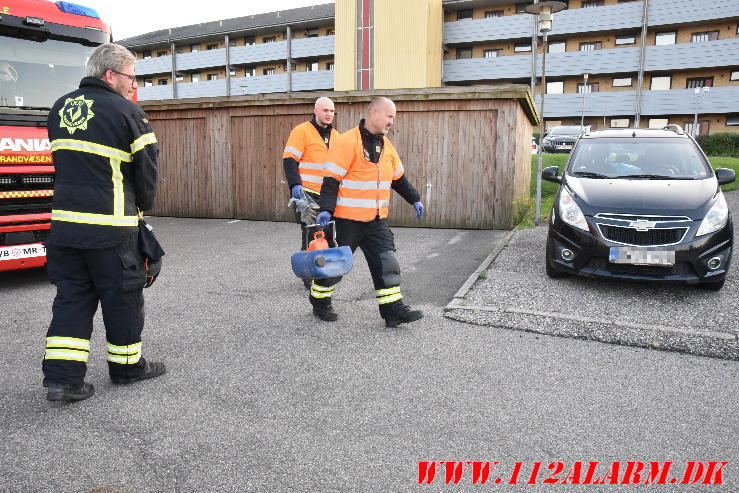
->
<box><xmin>446</xmin><ymin>191</ymin><xmax>739</xmax><ymax>361</ymax></box>
<box><xmin>1</xmin><ymin>215</ymin><xmax>738</xmax><ymax>492</ymax></box>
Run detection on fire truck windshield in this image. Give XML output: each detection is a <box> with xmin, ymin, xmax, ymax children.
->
<box><xmin>1</xmin><ymin>36</ymin><xmax>96</xmax><ymax>110</ymax></box>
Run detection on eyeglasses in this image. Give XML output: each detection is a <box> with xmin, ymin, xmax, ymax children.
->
<box><xmin>111</xmin><ymin>69</ymin><xmax>137</xmax><ymax>83</ymax></box>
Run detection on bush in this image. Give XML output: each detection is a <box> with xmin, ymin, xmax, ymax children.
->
<box><xmin>695</xmin><ymin>132</ymin><xmax>739</xmax><ymax>156</ymax></box>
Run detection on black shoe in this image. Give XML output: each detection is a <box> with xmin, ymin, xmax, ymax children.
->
<box><xmin>303</xmin><ymin>279</ymin><xmax>312</xmax><ymax>289</ymax></box>
<box><xmin>111</xmin><ymin>359</ymin><xmax>167</xmax><ymax>385</ymax></box>
<box><xmin>384</xmin><ymin>305</ymin><xmax>424</xmax><ymax>328</ymax></box>
<box><xmin>313</xmin><ymin>304</ymin><xmax>338</xmax><ymax>322</ymax></box>
<box><xmin>46</xmin><ymin>382</ymin><xmax>95</xmax><ymax>402</ymax></box>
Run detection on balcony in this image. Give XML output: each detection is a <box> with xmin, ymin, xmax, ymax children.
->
<box><xmin>136</xmin><ymin>55</ymin><xmax>172</xmax><ymax>76</ymax></box>
<box><xmin>137</xmin><ymin>84</ymin><xmax>174</xmax><ymax>101</ymax></box>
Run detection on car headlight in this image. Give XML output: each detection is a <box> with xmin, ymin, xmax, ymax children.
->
<box><xmin>696</xmin><ymin>192</ymin><xmax>728</xmax><ymax>237</ymax></box>
<box><xmin>558</xmin><ymin>188</ymin><xmax>588</xmax><ymax>231</ymax></box>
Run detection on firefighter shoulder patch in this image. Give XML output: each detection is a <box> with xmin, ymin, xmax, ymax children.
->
<box><xmin>59</xmin><ymin>95</ymin><xmax>95</xmax><ymax>135</ymax></box>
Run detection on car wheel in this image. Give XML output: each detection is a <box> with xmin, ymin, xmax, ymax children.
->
<box><xmin>699</xmin><ymin>279</ymin><xmax>725</xmax><ymax>291</ymax></box>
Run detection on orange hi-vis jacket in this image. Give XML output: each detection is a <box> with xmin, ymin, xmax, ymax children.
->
<box><xmin>322</xmin><ymin>127</ymin><xmax>405</xmax><ymax>222</ymax></box>
<box><xmin>283</xmin><ymin>121</ymin><xmax>339</xmax><ymax>194</ymax></box>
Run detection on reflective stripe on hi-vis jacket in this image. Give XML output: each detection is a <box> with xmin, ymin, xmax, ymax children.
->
<box><xmin>283</xmin><ymin>121</ymin><xmax>339</xmax><ymax>193</ymax></box>
<box><xmin>323</xmin><ymin>127</ymin><xmax>404</xmax><ymax>222</ymax></box>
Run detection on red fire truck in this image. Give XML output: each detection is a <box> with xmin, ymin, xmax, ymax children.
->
<box><xmin>0</xmin><ymin>0</ymin><xmax>111</xmax><ymax>272</ymax></box>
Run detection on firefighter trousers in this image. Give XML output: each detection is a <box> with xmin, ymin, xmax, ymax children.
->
<box><xmin>42</xmin><ymin>233</ymin><xmax>148</xmax><ymax>386</ymax></box>
<box><xmin>309</xmin><ymin>217</ymin><xmax>405</xmax><ymax>318</ymax></box>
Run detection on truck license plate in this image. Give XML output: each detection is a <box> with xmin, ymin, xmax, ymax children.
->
<box><xmin>0</xmin><ymin>243</ymin><xmax>46</xmax><ymax>261</ymax></box>
<box><xmin>609</xmin><ymin>247</ymin><xmax>674</xmax><ymax>266</ymax></box>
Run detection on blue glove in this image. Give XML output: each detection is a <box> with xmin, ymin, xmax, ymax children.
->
<box><xmin>413</xmin><ymin>201</ymin><xmax>425</xmax><ymax>219</ymax></box>
<box><xmin>316</xmin><ymin>211</ymin><xmax>332</xmax><ymax>227</ymax></box>
<box><xmin>291</xmin><ymin>185</ymin><xmax>304</xmax><ymax>200</ymax></box>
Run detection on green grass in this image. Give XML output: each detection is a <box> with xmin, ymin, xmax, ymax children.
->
<box><xmin>518</xmin><ymin>154</ymin><xmax>739</xmax><ymax>228</ymax></box>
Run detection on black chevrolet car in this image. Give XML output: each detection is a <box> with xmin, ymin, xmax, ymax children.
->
<box><xmin>543</xmin><ymin>126</ymin><xmax>735</xmax><ymax>290</ymax></box>
<box><xmin>541</xmin><ymin>125</ymin><xmax>586</xmax><ymax>153</ymax></box>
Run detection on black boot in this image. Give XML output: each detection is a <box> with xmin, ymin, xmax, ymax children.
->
<box><xmin>383</xmin><ymin>303</ymin><xmax>424</xmax><ymax>328</ymax></box>
<box><xmin>303</xmin><ymin>279</ymin><xmax>312</xmax><ymax>289</ymax></box>
<box><xmin>47</xmin><ymin>382</ymin><xmax>95</xmax><ymax>402</ymax></box>
<box><xmin>111</xmin><ymin>359</ymin><xmax>167</xmax><ymax>385</ymax></box>
<box><xmin>313</xmin><ymin>304</ymin><xmax>338</xmax><ymax>322</ymax></box>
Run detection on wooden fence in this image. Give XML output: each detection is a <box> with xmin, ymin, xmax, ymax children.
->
<box><xmin>141</xmin><ymin>85</ymin><xmax>538</xmax><ymax>229</ymax></box>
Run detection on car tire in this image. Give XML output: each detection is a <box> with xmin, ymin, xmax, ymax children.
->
<box><xmin>699</xmin><ymin>279</ymin><xmax>725</xmax><ymax>291</ymax></box>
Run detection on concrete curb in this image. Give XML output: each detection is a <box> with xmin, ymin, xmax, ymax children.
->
<box><xmin>443</xmin><ymin>229</ymin><xmax>739</xmax><ymax>361</ymax></box>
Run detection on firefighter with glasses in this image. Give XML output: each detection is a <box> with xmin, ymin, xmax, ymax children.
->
<box><xmin>42</xmin><ymin>43</ymin><xmax>165</xmax><ymax>402</ymax></box>
<box><xmin>310</xmin><ymin>97</ymin><xmax>426</xmax><ymax>327</ymax></box>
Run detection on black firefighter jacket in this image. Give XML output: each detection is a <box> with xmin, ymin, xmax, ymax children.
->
<box><xmin>47</xmin><ymin>77</ymin><xmax>159</xmax><ymax>249</ymax></box>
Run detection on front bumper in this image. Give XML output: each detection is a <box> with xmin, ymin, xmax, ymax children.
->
<box><xmin>546</xmin><ymin>219</ymin><xmax>733</xmax><ymax>285</ymax></box>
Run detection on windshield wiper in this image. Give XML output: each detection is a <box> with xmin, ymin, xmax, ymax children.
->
<box><xmin>571</xmin><ymin>171</ymin><xmax>610</xmax><ymax>179</ymax></box>
<box><xmin>611</xmin><ymin>174</ymin><xmax>674</xmax><ymax>179</ymax></box>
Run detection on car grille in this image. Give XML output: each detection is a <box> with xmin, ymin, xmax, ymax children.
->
<box><xmin>599</xmin><ymin>224</ymin><xmax>688</xmax><ymax>246</ymax></box>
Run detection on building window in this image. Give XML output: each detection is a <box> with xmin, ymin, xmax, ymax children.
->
<box><xmin>305</xmin><ymin>28</ymin><xmax>319</xmax><ymax>37</ymax></box>
<box><xmin>229</xmin><ymin>69</ymin><xmax>236</xmax><ymax>76</ymax></box>
<box><xmin>548</xmin><ymin>41</ymin><xmax>566</xmax><ymax>53</ymax></box>
<box><xmin>156</xmin><ymin>50</ymin><xmax>167</xmax><ymax>57</ymax></box>
<box><xmin>655</xmin><ymin>32</ymin><xmax>676</xmax><ymax>45</ymax></box>
<box><xmin>157</xmin><ymin>79</ymin><xmax>167</xmax><ymax>85</ymax></box>
<box><xmin>245</xmin><ymin>67</ymin><xmax>256</xmax><ymax>77</ymax></box>
<box><xmin>175</xmin><ymin>75</ymin><xmax>183</xmax><ymax>81</ymax></box>
<box><xmin>582</xmin><ymin>0</ymin><xmax>604</xmax><ymax>7</ymax></box>
<box><xmin>206</xmin><ymin>44</ymin><xmax>218</xmax><ymax>50</ymax></box>
<box><xmin>263</xmin><ymin>68</ymin><xmax>276</xmax><ymax>75</ymax></box>
<box><xmin>579</xmin><ymin>41</ymin><xmax>602</xmax><ymax>51</ymax></box>
<box><xmin>190</xmin><ymin>44</ymin><xmax>200</xmax><ymax>52</ymax></box>
<box><xmin>191</xmin><ymin>74</ymin><xmax>200</xmax><ymax>83</ymax></box>
<box><xmin>613</xmin><ymin>77</ymin><xmax>633</xmax><ymax>87</ymax></box>
<box><xmin>245</xmin><ymin>36</ymin><xmax>256</xmax><ymax>45</ymax></box>
<box><xmin>514</xmin><ymin>42</ymin><xmax>532</xmax><ymax>53</ymax></box>
<box><xmin>306</xmin><ymin>61</ymin><xmax>319</xmax><ymax>72</ymax></box>
<box><xmin>546</xmin><ymin>81</ymin><xmax>564</xmax><ymax>94</ymax></box>
<box><xmin>615</xmin><ymin>35</ymin><xmax>636</xmax><ymax>45</ymax></box>
<box><xmin>456</xmin><ymin>47</ymin><xmax>472</xmax><ymax>59</ymax></box>
<box><xmin>611</xmin><ymin>119</ymin><xmax>630</xmax><ymax>128</ymax></box>
<box><xmin>686</xmin><ymin>77</ymin><xmax>713</xmax><ymax>88</ymax></box>
<box><xmin>515</xmin><ymin>2</ymin><xmax>529</xmax><ymax>13</ymax></box>
<box><xmin>691</xmin><ymin>31</ymin><xmax>719</xmax><ymax>43</ymax></box>
<box><xmin>327</xmin><ymin>29</ymin><xmax>335</xmax><ymax>36</ymax></box>
<box><xmin>176</xmin><ymin>46</ymin><xmax>187</xmax><ymax>54</ymax></box>
<box><xmin>577</xmin><ymin>83</ymin><xmax>599</xmax><ymax>93</ymax></box>
<box><xmin>485</xmin><ymin>10</ymin><xmax>504</xmax><ymax>18</ymax></box>
<box><xmin>650</xmin><ymin>75</ymin><xmax>671</xmax><ymax>90</ymax></box>
<box><xmin>457</xmin><ymin>9</ymin><xmax>473</xmax><ymax>20</ymax></box>
<box><xmin>207</xmin><ymin>74</ymin><xmax>218</xmax><ymax>81</ymax></box>
<box><xmin>483</xmin><ymin>49</ymin><xmax>502</xmax><ymax>58</ymax></box>
<box><xmin>229</xmin><ymin>38</ymin><xmax>237</xmax><ymax>47</ymax></box>
<box><xmin>142</xmin><ymin>50</ymin><xmax>151</xmax><ymax>59</ymax></box>
<box><xmin>327</xmin><ymin>62</ymin><xmax>334</xmax><ymax>70</ymax></box>
<box><xmin>726</xmin><ymin>114</ymin><xmax>739</xmax><ymax>126</ymax></box>
<box><xmin>684</xmin><ymin>121</ymin><xmax>710</xmax><ymax>136</ymax></box>
<box><xmin>731</xmin><ymin>70</ymin><xmax>739</xmax><ymax>81</ymax></box>
<box><xmin>144</xmin><ymin>79</ymin><xmax>153</xmax><ymax>87</ymax></box>
<box><xmin>648</xmin><ymin>118</ymin><xmax>669</xmax><ymax>128</ymax></box>
<box><xmin>283</xmin><ymin>62</ymin><xmax>296</xmax><ymax>71</ymax></box>
<box><xmin>263</xmin><ymin>37</ymin><xmax>276</xmax><ymax>43</ymax></box>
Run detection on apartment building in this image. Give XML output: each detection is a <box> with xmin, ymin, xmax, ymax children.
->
<box><xmin>121</xmin><ymin>0</ymin><xmax>739</xmax><ymax>135</ymax></box>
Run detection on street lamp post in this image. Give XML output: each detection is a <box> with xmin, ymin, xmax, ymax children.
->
<box><xmin>580</xmin><ymin>72</ymin><xmax>589</xmax><ymax>133</ymax></box>
<box><xmin>525</xmin><ymin>1</ymin><xmax>567</xmax><ymax>225</ymax></box>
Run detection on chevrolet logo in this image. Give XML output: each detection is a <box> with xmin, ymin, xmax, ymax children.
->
<box><xmin>629</xmin><ymin>219</ymin><xmax>657</xmax><ymax>231</ymax></box>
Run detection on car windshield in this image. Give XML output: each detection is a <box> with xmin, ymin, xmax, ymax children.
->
<box><xmin>1</xmin><ymin>36</ymin><xmax>94</xmax><ymax>110</ymax></box>
<box><xmin>567</xmin><ymin>137</ymin><xmax>711</xmax><ymax>179</ymax></box>
<box><xmin>549</xmin><ymin>126</ymin><xmax>582</xmax><ymax>136</ymax></box>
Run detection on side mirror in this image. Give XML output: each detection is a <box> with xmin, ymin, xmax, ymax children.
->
<box><xmin>543</xmin><ymin>132</ymin><xmax>549</xmax><ymax>138</ymax></box>
<box><xmin>715</xmin><ymin>168</ymin><xmax>735</xmax><ymax>186</ymax></box>
<box><xmin>542</xmin><ymin>166</ymin><xmax>561</xmax><ymax>184</ymax></box>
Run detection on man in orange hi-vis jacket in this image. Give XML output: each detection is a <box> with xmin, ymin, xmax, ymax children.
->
<box><xmin>283</xmin><ymin>97</ymin><xmax>340</xmax><ymax>287</ymax></box>
<box><xmin>310</xmin><ymin>97</ymin><xmax>426</xmax><ymax>328</ymax></box>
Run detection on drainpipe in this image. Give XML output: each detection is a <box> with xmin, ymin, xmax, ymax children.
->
<box><xmin>286</xmin><ymin>25</ymin><xmax>292</xmax><ymax>93</ymax></box>
<box><xmin>170</xmin><ymin>41</ymin><xmax>178</xmax><ymax>99</ymax></box>
<box><xmin>634</xmin><ymin>0</ymin><xmax>649</xmax><ymax>127</ymax></box>
<box><xmin>225</xmin><ymin>34</ymin><xmax>231</xmax><ymax>97</ymax></box>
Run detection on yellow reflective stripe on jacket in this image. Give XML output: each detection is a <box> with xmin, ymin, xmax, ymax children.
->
<box><xmin>130</xmin><ymin>132</ymin><xmax>157</xmax><ymax>154</ymax></box>
<box><xmin>46</xmin><ymin>336</ymin><xmax>91</xmax><ymax>350</ymax></box>
<box><xmin>110</xmin><ymin>159</ymin><xmax>124</xmax><ymax>216</ymax></box>
<box><xmin>107</xmin><ymin>342</ymin><xmax>142</xmax><ymax>354</ymax></box>
<box><xmin>51</xmin><ymin>139</ymin><xmax>132</xmax><ymax>162</ymax></box>
<box><xmin>44</xmin><ymin>349</ymin><xmax>89</xmax><ymax>362</ymax></box>
<box><xmin>51</xmin><ymin>209</ymin><xmax>138</xmax><ymax>227</ymax></box>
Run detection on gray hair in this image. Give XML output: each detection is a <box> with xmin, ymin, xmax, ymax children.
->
<box><xmin>85</xmin><ymin>43</ymin><xmax>137</xmax><ymax>78</ymax></box>
<box><xmin>367</xmin><ymin>96</ymin><xmax>393</xmax><ymax>114</ymax></box>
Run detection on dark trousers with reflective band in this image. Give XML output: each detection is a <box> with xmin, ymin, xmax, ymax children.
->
<box><xmin>43</xmin><ymin>233</ymin><xmax>147</xmax><ymax>386</ymax></box>
<box><xmin>309</xmin><ymin>217</ymin><xmax>404</xmax><ymax>317</ymax></box>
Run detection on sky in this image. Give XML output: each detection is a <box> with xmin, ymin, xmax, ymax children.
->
<box><xmin>77</xmin><ymin>0</ymin><xmax>334</xmax><ymax>41</ymax></box>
